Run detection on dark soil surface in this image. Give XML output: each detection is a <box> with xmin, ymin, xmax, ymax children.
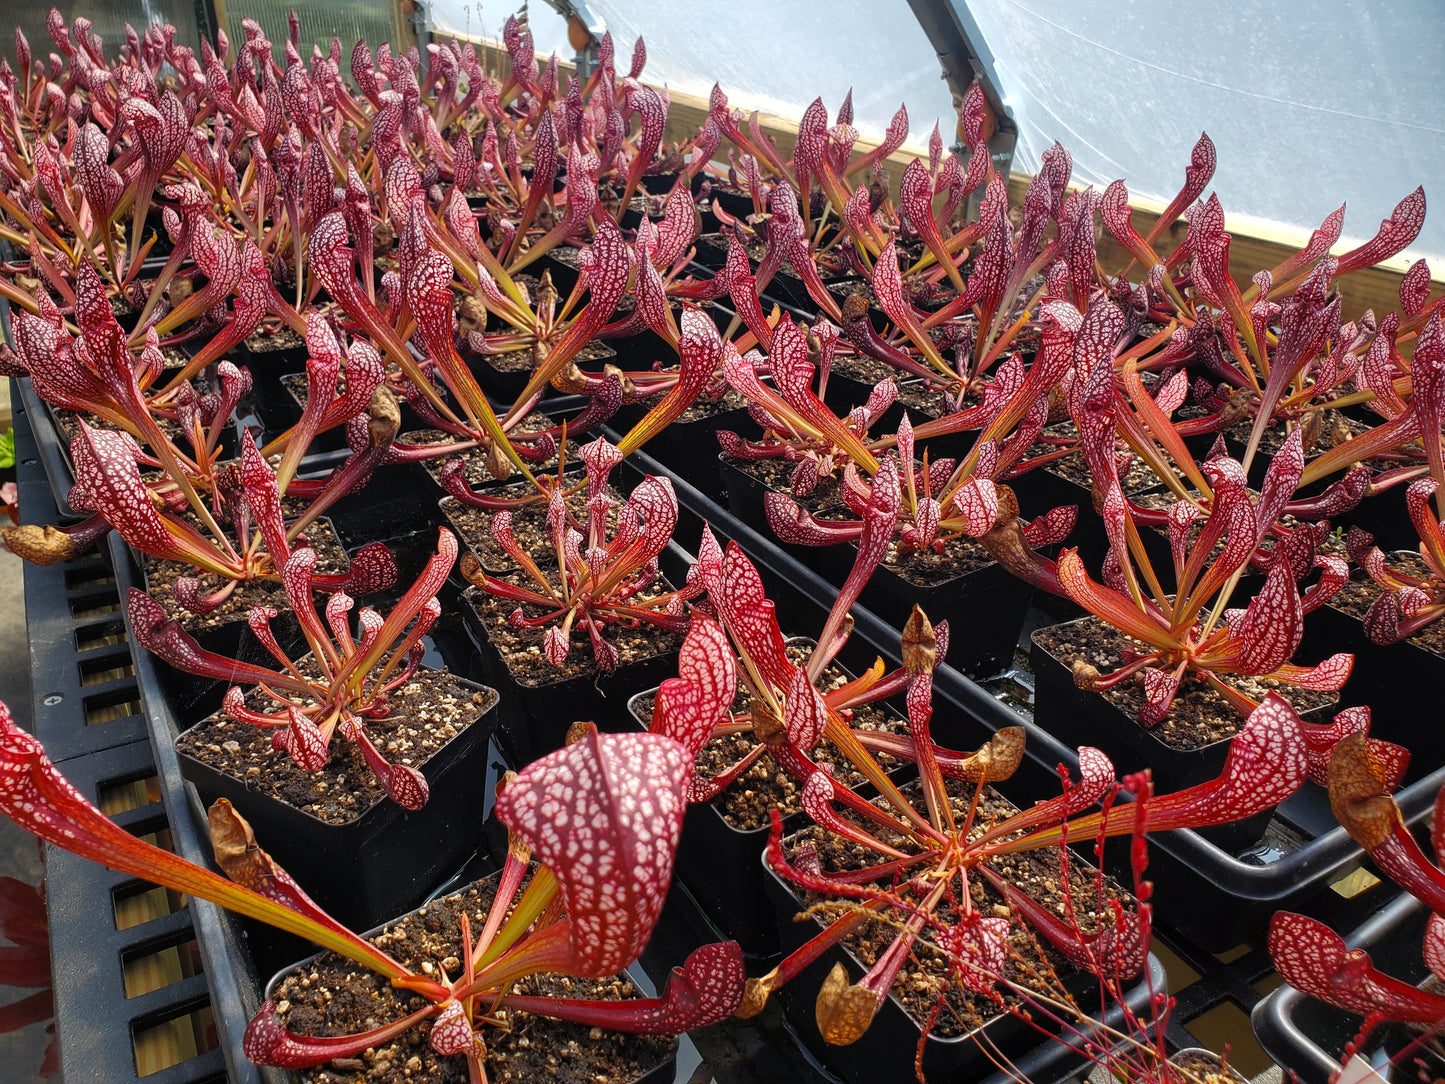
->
<box><xmin>243</xmin><ymin>324</ymin><xmax>305</xmax><ymax>354</ymax></box>
<box><xmin>669</xmin><ymin>386</ymin><xmax>748</xmax><ymax>424</ymax></box>
<box><xmin>439</xmin><ymin>472</ymin><xmax>621</xmax><ymax>574</ymax></box>
<box><xmin>176</xmin><ymin>667</ymin><xmax>496</xmax><ymax>825</ymax></box>
<box><xmin>785</xmin><ymin>778</ymin><xmax>1130</xmax><ymax>1038</ymax></box>
<box><xmin>723</xmin><ymin>453</ymin><xmax>842</xmax><ymax>510</ymax></box>
<box><xmin>1033</xmin><ymin>616</ymin><xmax>1336</xmax><ymax>749</ymax></box>
<box><xmin>465</xmin><ymin>578</ymin><xmax>682</xmax><ymax>688</ymax></box>
<box><xmin>876</xmin><ymin>534</ymin><xmax>995</xmax><ymax>586</ymax></box>
<box><xmin>1227</xmin><ymin>408</ymin><xmax>1367</xmax><ymax>459</ymax></box>
<box><xmin>142</xmin><ymin>517</ymin><xmax>347</xmax><ymax>632</ymax></box>
<box><xmin>408</xmin><ymin>411</ymin><xmax>565</xmax><ymax>486</ymax></box>
<box><xmin>273</xmin><ymin>873</ymin><xmax>675</xmax><ymax>1083</ymax></box>
<box><xmin>1332</xmin><ymin>551</ymin><xmax>1445</xmax><ymax>657</ymax></box>
<box><xmin>829</xmin><ymin>353</ymin><xmax>897</xmax><ymax>389</ymax></box>
<box><xmin>481</xmin><ymin>338</ymin><xmax>616</xmax><ymax>374</ymax></box>
<box><xmin>630</xmin><ymin>642</ymin><xmax>909</xmax><ymax>830</ymax></box>
<box><xmin>1022</xmin><ymin>422</ymin><xmax>1168</xmax><ymax>497</ymax></box>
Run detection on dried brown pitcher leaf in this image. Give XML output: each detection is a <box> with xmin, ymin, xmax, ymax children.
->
<box><xmin>206</xmin><ymin>798</ymin><xmax>275</xmax><ymax>890</ymax></box>
<box><xmin>815</xmin><ymin>962</ymin><xmax>877</xmax><ymax>1045</ymax></box>
<box><xmin>1327</xmin><ymin>730</ymin><xmax>1400</xmax><ymax>851</ymax></box>
<box><xmin>901</xmin><ymin>606</ymin><xmax>936</xmax><ymax>677</ymax></box>
<box><xmin>2</xmin><ymin>524</ymin><xmax>87</xmax><ymax>565</ymax></box>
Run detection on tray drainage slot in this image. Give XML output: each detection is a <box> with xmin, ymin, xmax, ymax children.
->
<box><xmin>112</xmin><ymin>881</ymin><xmax>187</xmax><ymax>932</ymax></box>
<box><xmin>76</xmin><ymin>618</ymin><xmax>127</xmax><ymax>652</ymax></box>
<box><xmin>65</xmin><ymin>567</ymin><xmax>117</xmax><ymax>591</ymax></box>
<box><xmin>131</xmin><ymin>1000</ymin><xmax>217</xmax><ymax>1077</ymax></box>
<box><xmin>1329</xmin><ymin>866</ymin><xmax>1380</xmax><ymax>898</ymax></box>
<box><xmin>84</xmin><ymin>689</ymin><xmax>142</xmax><ymax>725</ymax></box>
<box><xmin>69</xmin><ymin>592</ymin><xmax>121</xmax><ymax>619</ymax></box>
<box><xmin>98</xmin><ymin>774</ymin><xmax>161</xmax><ymax>816</ymax></box>
<box><xmin>1183</xmin><ymin>1000</ymin><xmax>1272</xmax><ymax>1078</ymax></box>
<box><xmin>80</xmin><ymin>652</ymin><xmax>135</xmax><ymax>687</ymax></box>
<box><xmin>123</xmin><ymin>936</ymin><xmax>201</xmax><ymax>999</ymax></box>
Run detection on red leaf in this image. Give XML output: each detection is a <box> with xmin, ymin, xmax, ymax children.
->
<box><xmin>764</xmin><ymin>494</ymin><xmax>861</xmax><ymax>546</ymax></box>
<box><xmin>951</xmin><ymin>477</ymin><xmax>998</xmax><ymax>537</ymax></box>
<box><xmin>71</xmin><ymin>426</ymin><xmax>205</xmax><ymax>566</ymax></box>
<box><xmin>1022</xmin><ymin>505</ymin><xmax>1078</xmax><ymax>548</ymax></box>
<box><xmin>244</xmin><ymin>1000</ymin><xmax>432</xmax><ymax>1069</ymax></box>
<box><xmin>502</xmin><ymin>940</ymin><xmax>745</xmax><ymax>1034</ymax></box>
<box><xmin>1335</xmin><ymin>187</ymin><xmax>1427</xmax><ymax>277</ymax></box>
<box><xmin>1002</xmin><ymin>885</ymin><xmax>1148</xmax><ymax>981</ymax></box>
<box><xmin>652</xmin><ymin>614</ymin><xmax>736</xmax><ymax>760</ymax></box>
<box><xmin>495</xmin><ymin>730</ymin><xmax>692</xmax><ymax>976</ymax></box>
<box><xmin>1270</xmin><ymin>654</ymin><xmax>1353</xmax><ymax>692</ymax></box>
<box><xmin>1300</xmin><ymin>707</ymin><xmax>1407</xmax><ymax>789</ymax></box>
<box><xmin>707</xmin><ymin>543</ymin><xmax>794</xmax><ymax>689</ymax></box>
<box><xmin>428</xmin><ymin>1000</ymin><xmax>474</xmax><ymax>1056</ymax></box>
<box><xmin>127</xmin><ymin>589</ymin><xmax>299</xmax><ymax>690</ymax></box>
<box><xmin>1427</xmin><ymin>914</ymin><xmax>1445</xmax><ymax>983</ymax></box>
<box><xmin>1401</xmin><ymin>259</ymin><xmax>1433</xmax><ymax>316</ymax></box>
<box><xmin>783</xmin><ymin>666</ymin><xmax>828</xmax><ymax>751</ymax></box>
<box><xmin>1137</xmin><ymin>668</ymin><xmax>1181</xmax><ymax>728</ymax></box>
<box><xmin>1269</xmin><ymin>911</ymin><xmax>1445</xmax><ymax>1023</ymax></box>
<box><xmin>1218</xmin><ymin>560</ymin><xmax>1303</xmax><ymax>675</ymax></box>
<box><xmin>1138</xmin><ymin>694</ymin><xmax>1307</xmax><ymax>830</ymax></box>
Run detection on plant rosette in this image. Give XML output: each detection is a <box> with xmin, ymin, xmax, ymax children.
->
<box><xmin>264</xmin><ymin>867</ymin><xmax>681</xmax><ymax>1084</ymax></box>
<box><xmin>625</xmin><ymin>636</ymin><xmax>914</xmax><ymax>958</ymax></box>
<box><xmin>1031</xmin><ymin>615</ymin><xmax>1343</xmax><ymax>846</ymax></box>
<box><xmin>175</xmin><ymin>666</ymin><xmax>499</xmax><ymax>929</ymax></box>
<box><xmin>762</xmin><ymin>777</ymin><xmax>1147</xmax><ymax>1084</ymax></box>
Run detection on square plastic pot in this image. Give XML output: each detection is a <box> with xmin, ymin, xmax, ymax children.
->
<box><xmin>175</xmin><ymin>674</ymin><xmax>499</xmax><ymax>931</ymax></box>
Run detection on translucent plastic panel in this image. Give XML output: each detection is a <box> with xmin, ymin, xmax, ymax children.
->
<box><xmin>222</xmin><ymin>2</ymin><xmax>409</xmax><ymax>66</ymax></box>
<box><xmin>13</xmin><ymin>0</ymin><xmax>200</xmax><ymax>62</ymax></box>
<box><xmin>429</xmin><ymin>0</ymin><xmax>958</xmax><ymax>154</ymax></box>
<box><xmin>957</xmin><ymin>0</ymin><xmax>1445</xmax><ymax>265</ymax></box>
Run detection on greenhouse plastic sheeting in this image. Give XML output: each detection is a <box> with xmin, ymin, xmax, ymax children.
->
<box><xmin>428</xmin><ymin>0</ymin><xmax>957</xmax><ymax>154</ymax></box>
<box><xmin>13</xmin><ymin>0</ymin><xmax>199</xmax><ymax>60</ymax></box>
<box><xmin>956</xmin><ymin>0</ymin><xmax>1444</xmax><ymax>265</ymax></box>
<box><xmin>433</xmin><ymin>0</ymin><xmax>1443</xmax><ymax>268</ymax></box>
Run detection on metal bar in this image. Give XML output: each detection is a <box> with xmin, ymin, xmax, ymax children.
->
<box><xmin>905</xmin><ymin>0</ymin><xmax>1017</xmax><ymax>181</ymax></box>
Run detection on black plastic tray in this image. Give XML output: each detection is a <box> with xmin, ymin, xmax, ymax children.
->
<box><xmin>1253</xmin><ymin>891</ymin><xmax>1428</xmax><ymax>1081</ymax></box>
<box><xmin>610</xmin><ymin>436</ymin><xmax>1414</xmax><ymax>953</ymax></box>
<box><xmin>12</xmin><ymin>393</ymin><xmax>276</xmax><ymax>1084</ymax></box>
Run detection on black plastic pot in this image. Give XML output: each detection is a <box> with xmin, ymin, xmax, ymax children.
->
<box><xmin>262</xmin><ymin>868</ymin><xmax>680</xmax><ymax>1084</ymax></box>
<box><xmin>855</xmin><ymin>553</ymin><xmax>1031</xmax><ymax>680</ymax></box>
<box><xmin>1029</xmin><ymin>618</ymin><xmax>1340</xmax><ymax>848</ymax></box>
<box><xmin>460</xmin><ymin>548</ymin><xmax>686</xmax><ymax>766</ymax></box>
<box><xmin>1253</xmin><ymin>892</ymin><xmax>1433</xmax><ymax>1083</ymax></box>
<box><xmin>628</xmin><ymin>687</ymin><xmax>779</xmax><ymax>958</ymax></box>
<box><xmin>762</xmin><ymin>854</ymin><xmax>1168</xmax><ymax>1084</ymax></box>
<box><xmin>175</xmin><ymin>673</ymin><xmax>499</xmax><ymax>931</ymax></box>
<box><xmin>1302</xmin><ymin>570</ymin><xmax>1445</xmax><ymax>707</ymax></box>
<box><xmin>629</xmin><ymin>446</ymin><xmax>1422</xmax><ymax>953</ymax></box>
<box><xmin>719</xmin><ymin>452</ymin><xmax>1033</xmax><ymax>679</ymax></box>
<box><xmin>614</xmin><ymin>400</ymin><xmax>750</xmax><ymax>503</ymax></box>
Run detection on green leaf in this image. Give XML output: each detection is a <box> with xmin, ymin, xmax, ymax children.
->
<box><xmin>0</xmin><ymin>430</ymin><xmax>13</xmax><ymax>471</ymax></box>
